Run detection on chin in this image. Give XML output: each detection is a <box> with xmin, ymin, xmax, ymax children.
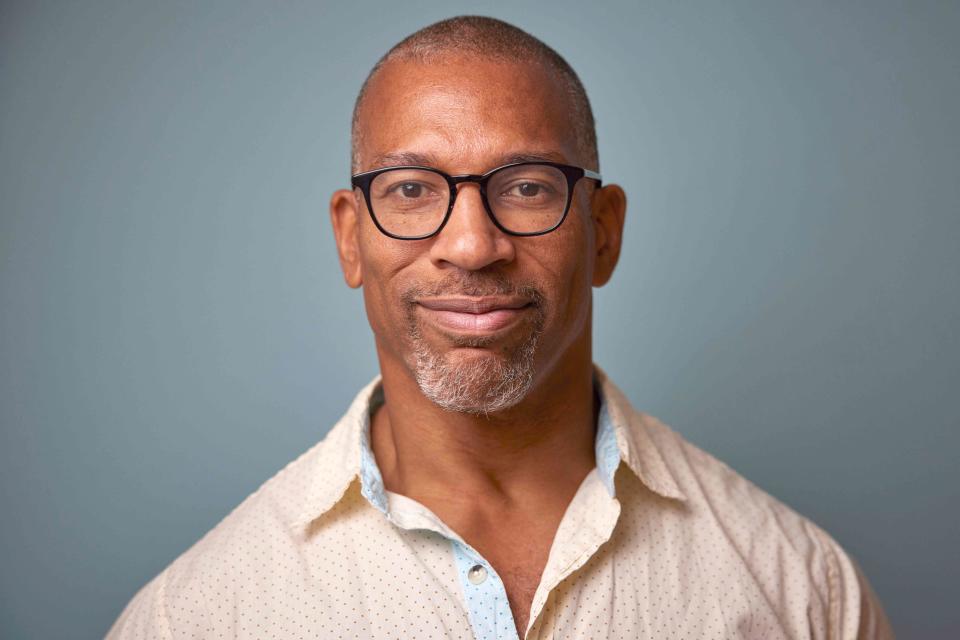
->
<box><xmin>410</xmin><ymin>331</ymin><xmax>541</xmax><ymax>416</ymax></box>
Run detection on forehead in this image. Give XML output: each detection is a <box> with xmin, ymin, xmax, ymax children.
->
<box><xmin>355</xmin><ymin>56</ymin><xmax>581</xmax><ymax>173</ymax></box>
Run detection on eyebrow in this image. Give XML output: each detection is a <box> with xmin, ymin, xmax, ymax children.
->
<box><xmin>364</xmin><ymin>150</ymin><xmax>571</xmax><ymax>172</ymax></box>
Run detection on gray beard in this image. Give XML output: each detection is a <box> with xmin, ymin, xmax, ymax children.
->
<box><xmin>411</xmin><ymin>325</ymin><xmax>542</xmax><ymax>415</ymax></box>
<box><xmin>401</xmin><ymin>276</ymin><xmax>546</xmax><ymax>415</ymax></box>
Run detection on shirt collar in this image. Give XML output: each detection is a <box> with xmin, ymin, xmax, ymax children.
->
<box><xmin>593</xmin><ymin>365</ymin><xmax>687</xmax><ymax>502</ymax></box>
<box><xmin>291</xmin><ymin>365</ymin><xmax>685</xmax><ymax>531</ymax></box>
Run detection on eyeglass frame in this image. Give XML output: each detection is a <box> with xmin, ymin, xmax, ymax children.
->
<box><xmin>350</xmin><ymin>161</ymin><xmax>603</xmax><ymax>240</ymax></box>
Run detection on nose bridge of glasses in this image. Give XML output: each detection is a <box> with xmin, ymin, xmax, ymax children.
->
<box><xmin>449</xmin><ymin>174</ymin><xmax>486</xmax><ymax>192</ymax></box>
<box><xmin>448</xmin><ymin>174</ymin><xmax>490</xmax><ymax>210</ymax></box>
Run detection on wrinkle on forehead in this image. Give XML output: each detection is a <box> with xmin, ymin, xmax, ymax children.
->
<box><xmin>354</xmin><ymin>58</ymin><xmax>582</xmax><ymax>174</ymax></box>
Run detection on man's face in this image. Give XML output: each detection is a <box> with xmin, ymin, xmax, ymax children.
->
<box><xmin>332</xmin><ymin>55</ymin><xmax>623</xmax><ymax>414</ymax></box>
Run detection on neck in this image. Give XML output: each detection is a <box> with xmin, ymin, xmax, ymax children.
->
<box><xmin>370</xmin><ymin>327</ymin><xmax>597</xmax><ymax>510</ymax></box>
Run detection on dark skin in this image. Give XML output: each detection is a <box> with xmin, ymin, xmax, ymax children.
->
<box><xmin>329</xmin><ymin>54</ymin><xmax>626</xmax><ymax>638</ymax></box>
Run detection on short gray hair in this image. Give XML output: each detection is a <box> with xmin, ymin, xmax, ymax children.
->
<box><xmin>351</xmin><ymin>15</ymin><xmax>599</xmax><ymax>173</ymax></box>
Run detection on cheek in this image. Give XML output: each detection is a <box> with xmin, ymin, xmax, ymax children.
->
<box><xmin>357</xmin><ymin>230</ymin><xmax>423</xmax><ymax>340</ymax></box>
<box><xmin>535</xmin><ymin>218</ymin><xmax>594</xmax><ymax>332</ymax></box>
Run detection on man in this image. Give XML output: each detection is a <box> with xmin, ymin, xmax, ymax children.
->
<box><xmin>109</xmin><ymin>16</ymin><xmax>893</xmax><ymax>640</ymax></box>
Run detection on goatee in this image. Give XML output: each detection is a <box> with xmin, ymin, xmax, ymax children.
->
<box><xmin>401</xmin><ymin>273</ymin><xmax>546</xmax><ymax>415</ymax></box>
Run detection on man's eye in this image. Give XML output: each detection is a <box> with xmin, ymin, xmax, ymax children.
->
<box><xmin>506</xmin><ymin>182</ymin><xmax>549</xmax><ymax>198</ymax></box>
<box><xmin>397</xmin><ymin>183</ymin><xmax>426</xmax><ymax>198</ymax></box>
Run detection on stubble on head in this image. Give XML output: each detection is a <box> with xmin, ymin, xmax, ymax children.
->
<box><xmin>400</xmin><ymin>273</ymin><xmax>547</xmax><ymax>416</ymax></box>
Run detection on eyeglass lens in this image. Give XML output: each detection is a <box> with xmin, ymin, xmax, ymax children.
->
<box><xmin>368</xmin><ymin>164</ymin><xmax>569</xmax><ymax>237</ymax></box>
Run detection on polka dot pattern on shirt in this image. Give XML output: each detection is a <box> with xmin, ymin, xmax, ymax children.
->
<box><xmin>107</xmin><ymin>368</ymin><xmax>892</xmax><ymax>639</ymax></box>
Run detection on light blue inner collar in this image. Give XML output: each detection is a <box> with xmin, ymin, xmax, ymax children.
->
<box><xmin>359</xmin><ymin>379</ymin><xmax>620</xmax><ymax>515</ymax></box>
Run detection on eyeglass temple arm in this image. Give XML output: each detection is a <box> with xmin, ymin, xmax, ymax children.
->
<box><xmin>584</xmin><ymin>169</ymin><xmax>602</xmax><ymax>186</ymax></box>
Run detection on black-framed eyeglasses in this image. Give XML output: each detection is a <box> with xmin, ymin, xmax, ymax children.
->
<box><xmin>351</xmin><ymin>161</ymin><xmax>603</xmax><ymax>240</ymax></box>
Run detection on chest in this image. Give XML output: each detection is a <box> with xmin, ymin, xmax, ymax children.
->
<box><xmin>499</xmin><ymin>565</ymin><xmax>541</xmax><ymax>636</ymax></box>
<box><xmin>465</xmin><ymin>524</ymin><xmax>555</xmax><ymax>635</ymax></box>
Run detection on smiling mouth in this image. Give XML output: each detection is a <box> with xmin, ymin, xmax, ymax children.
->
<box><xmin>416</xmin><ymin>296</ymin><xmax>533</xmax><ymax>335</ymax></box>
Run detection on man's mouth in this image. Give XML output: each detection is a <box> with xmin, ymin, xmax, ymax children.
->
<box><xmin>415</xmin><ymin>296</ymin><xmax>533</xmax><ymax>334</ymax></box>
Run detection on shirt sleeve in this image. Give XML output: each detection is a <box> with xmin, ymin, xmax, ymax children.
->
<box><xmin>814</xmin><ymin>525</ymin><xmax>895</xmax><ymax>640</ymax></box>
<box><xmin>105</xmin><ymin>570</ymin><xmax>174</xmax><ymax>640</ymax></box>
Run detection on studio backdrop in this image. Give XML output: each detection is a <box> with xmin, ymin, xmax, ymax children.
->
<box><xmin>1</xmin><ymin>1</ymin><xmax>958</xmax><ymax>637</ymax></box>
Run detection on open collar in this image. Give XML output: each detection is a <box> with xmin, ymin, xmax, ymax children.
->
<box><xmin>291</xmin><ymin>365</ymin><xmax>685</xmax><ymax>531</ymax></box>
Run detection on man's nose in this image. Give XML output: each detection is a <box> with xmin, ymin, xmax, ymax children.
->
<box><xmin>428</xmin><ymin>183</ymin><xmax>515</xmax><ymax>271</ymax></box>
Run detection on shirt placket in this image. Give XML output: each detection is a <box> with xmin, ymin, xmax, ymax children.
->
<box><xmin>379</xmin><ymin>490</ymin><xmax>520</xmax><ymax>640</ymax></box>
<box><xmin>451</xmin><ymin>539</ymin><xmax>519</xmax><ymax>640</ymax></box>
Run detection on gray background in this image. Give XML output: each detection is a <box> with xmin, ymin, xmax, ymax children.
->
<box><xmin>1</xmin><ymin>0</ymin><xmax>957</xmax><ymax>637</ymax></box>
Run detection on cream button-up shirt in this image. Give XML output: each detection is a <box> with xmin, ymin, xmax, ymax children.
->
<box><xmin>108</xmin><ymin>367</ymin><xmax>893</xmax><ymax>639</ymax></box>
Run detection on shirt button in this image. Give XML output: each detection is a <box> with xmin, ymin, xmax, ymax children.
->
<box><xmin>467</xmin><ymin>564</ymin><xmax>487</xmax><ymax>585</ymax></box>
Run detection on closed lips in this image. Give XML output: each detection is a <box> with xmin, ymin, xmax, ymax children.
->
<box><xmin>416</xmin><ymin>297</ymin><xmax>532</xmax><ymax>333</ymax></box>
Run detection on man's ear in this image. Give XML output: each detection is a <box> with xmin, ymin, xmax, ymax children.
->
<box><xmin>590</xmin><ymin>184</ymin><xmax>627</xmax><ymax>287</ymax></box>
<box><xmin>329</xmin><ymin>189</ymin><xmax>364</xmax><ymax>288</ymax></box>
